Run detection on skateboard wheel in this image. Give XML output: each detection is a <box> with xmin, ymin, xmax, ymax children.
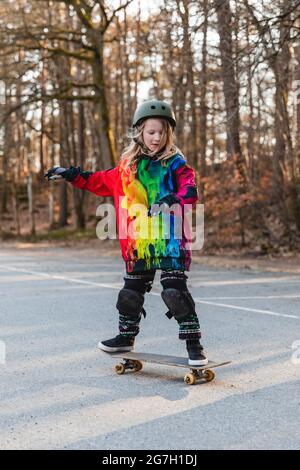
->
<box><xmin>184</xmin><ymin>373</ymin><xmax>196</xmax><ymax>385</ymax></box>
<box><xmin>133</xmin><ymin>360</ymin><xmax>143</xmax><ymax>372</ymax></box>
<box><xmin>204</xmin><ymin>369</ymin><xmax>215</xmax><ymax>382</ymax></box>
<box><xmin>115</xmin><ymin>363</ymin><xmax>125</xmax><ymax>375</ymax></box>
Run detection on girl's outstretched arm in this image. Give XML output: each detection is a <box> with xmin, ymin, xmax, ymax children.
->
<box><xmin>70</xmin><ymin>166</ymin><xmax>118</xmax><ymax>197</ymax></box>
<box><xmin>44</xmin><ymin>165</ymin><xmax>118</xmax><ymax>198</ymax></box>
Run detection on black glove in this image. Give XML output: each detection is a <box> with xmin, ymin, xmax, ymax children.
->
<box><xmin>148</xmin><ymin>194</ymin><xmax>178</xmax><ymax>217</ymax></box>
<box><xmin>44</xmin><ymin>166</ymin><xmax>80</xmax><ymax>181</ymax></box>
<box><xmin>44</xmin><ymin>166</ymin><xmax>66</xmax><ymax>180</ymax></box>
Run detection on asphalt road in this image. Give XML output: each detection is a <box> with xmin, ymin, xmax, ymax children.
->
<box><xmin>0</xmin><ymin>245</ymin><xmax>299</xmax><ymax>450</ymax></box>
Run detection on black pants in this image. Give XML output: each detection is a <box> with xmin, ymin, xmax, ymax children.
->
<box><xmin>118</xmin><ymin>269</ymin><xmax>201</xmax><ymax>340</ymax></box>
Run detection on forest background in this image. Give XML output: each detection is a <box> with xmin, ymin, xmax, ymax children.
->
<box><xmin>1</xmin><ymin>0</ymin><xmax>300</xmax><ymax>257</ymax></box>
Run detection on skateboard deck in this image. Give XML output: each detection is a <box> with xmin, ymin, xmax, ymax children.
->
<box><xmin>107</xmin><ymin>351</ymin><xmax>231</xmax><ymax>385</ymax></box>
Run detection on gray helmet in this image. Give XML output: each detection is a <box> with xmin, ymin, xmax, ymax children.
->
<box><xmin>132</xmin><ymin>99</ymin><xmax>176</xmax><ymax>129</ymax></box>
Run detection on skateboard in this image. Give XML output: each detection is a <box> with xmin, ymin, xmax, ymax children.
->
<box><xmin>107</xmin><ymin>351</ymin><xmax>231</xmax><ymax>385</ymax></box>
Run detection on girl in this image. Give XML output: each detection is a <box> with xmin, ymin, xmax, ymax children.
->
<box><xmin>45</xmin><ymin>99</ymin><xmax>208</xmax><ymax>366</ymax></box>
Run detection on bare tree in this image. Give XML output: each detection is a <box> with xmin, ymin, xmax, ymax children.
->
<box><xmin>214</xmin><ymin>0</ymin><xmax>247</xmax><ymax>186</ymax></box>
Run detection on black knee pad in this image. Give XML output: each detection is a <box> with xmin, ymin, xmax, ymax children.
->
<box><xmin>116</xmin><ymin>288</ymin><xmax>145</xmax><ymax>317</ymax></box>
<box><xmin>161</xmin><ymin>288</ymin><xmax>195</xmax><ymax>321</ymax></box>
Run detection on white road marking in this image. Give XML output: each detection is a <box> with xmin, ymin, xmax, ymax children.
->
<box><xmin>190</xmin><ymin>277</ymin><xmax>300</xmax><ymax>286</ymax></box>
<box><xmin>0</xmin><ymin>265</ymin><xmax>119</xmax><ymax>290</ymax></box>
<box><xmin>0</xmin><ymin>264</ymin><xmax>299</xmax><ymax>320</ymax></box>
<box><xmin>193</xmin><ymin>298</ymin><xmax>299</xmax><ymax>319</ymax></box>
<box><xmin>193</xmin><ymin>294</ymin><xmax>300</xmax><ymax>300</ymax></box>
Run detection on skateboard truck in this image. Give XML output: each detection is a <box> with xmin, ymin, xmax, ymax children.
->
<box><xmin>183</xmin><ymin>368</ymin><xmax>215</xmax><ymax>385</ymax></box>
<box><xmin>115</xmin><ymin>358</ymin><xmax>143</xmax><ymax>375</ymax></box>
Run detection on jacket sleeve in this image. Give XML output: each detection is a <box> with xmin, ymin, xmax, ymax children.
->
<box><xmin>174</xmin><ymin>164</ymin><xmax>199</xmax><ymax>206</ymax></box>
<box><xmin>70</xmin><ymin>166</ymin><xmax>118</xmax><ymax>197</ymax></box>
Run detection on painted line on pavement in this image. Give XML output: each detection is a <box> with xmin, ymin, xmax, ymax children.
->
<box><xmin>0</xmin><ymin>264</ymin><xmax>298</xmax><ymax>320</ymax></box>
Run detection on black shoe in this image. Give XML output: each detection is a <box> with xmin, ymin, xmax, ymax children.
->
<box><xmin>186</xmin><ymin>339</ymin><xmax>208</xmax><ymax>366</ymax></box>
<box><xmin>98</xmin><ymin>334</ymin><xmax>135</xmax><ymax>352</ymax></box>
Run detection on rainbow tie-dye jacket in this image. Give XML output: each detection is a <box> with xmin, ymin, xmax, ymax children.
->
<box><xmin>71</xmin><ymin>154</ymin><xmax>198</xmax><ymax>272</ymax></box>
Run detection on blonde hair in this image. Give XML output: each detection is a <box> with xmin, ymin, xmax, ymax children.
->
<box><xmin>121</xmin><ymin>119</ymin><xmax>183</xmax><ymax>173</ymax></box>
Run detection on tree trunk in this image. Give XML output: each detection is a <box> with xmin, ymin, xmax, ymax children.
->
<box><xmin>58</xmin><ymin>99</ymin><xmax>70</xmax><ymax>227</ymax></box>
<box><xmin>48</xmin><ymin>101</ymin><xmax>56</xmax><ymax>228</ymax></box>
<box><xmin>73</xmin><ymin>102</ymin><xmax>86</xmax><ymax>229</ymax></box>
<box><xmin>177</xmin><ymin>0</ymin><xmax>198</xmax><ymax>167</ymax></box>
<box><xmin>90</xmin><ymin>30</ymin><xmax>116</xmax><ymax>167</ymax></box>
<box><xmin>246</xmin><ymin>15</ymin><xmax>255</xmax><ymax>181</ymax></box>
<box><xmin>27</xmin><ymin>150</ymin><xmax>36</xmax><ymax>238</ymax></box>
<box><xmin>54</xmin><ymin>47</ymin><xmax>72</xmax><ymax>228</ymax></box>
<box><xmin>1</xmin><ymin>80</ymin><xmax>11</xmax><ymax>214</ymax></box>
<box><xmin>117</xmin><ymin>18</ymin><xmax>126</xmax><ymax>143</ymax></box>
<box><xmin>199</xmin><ymin>0</ymin><xmax>208</xmax><ymax>200</ymax></box>
<box><xmin>133</xmin><ymin>1</ymin><xmax>141</xmax><ymax>113</ymax></box>
<box><xmin>290</xmin><ymin>23</ymin><xmax>300</xmax><ymax>231</ymax></box>
<box><xmin>272</xmin><ymin>16</ymin><xmax>296</xmax><ymax>233</ymax></box>
<box><xmin>214</xmin><ymin>0</ymin><xmax>247</xmax><ymax>188</ymax></box>
<box><xmin>12</xmin><ymin>179</ymin><xmax>21</xmax><ymax>236</ymax></box>
<box><xmin>39</xmin><ymin>50</ymin><xmax>46</xmax><ymax>180</ymax></box>
<box><xmin>124</xmin><ymin>10</ymin><xmax>132</xmax><ymax>129</ymax></box>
